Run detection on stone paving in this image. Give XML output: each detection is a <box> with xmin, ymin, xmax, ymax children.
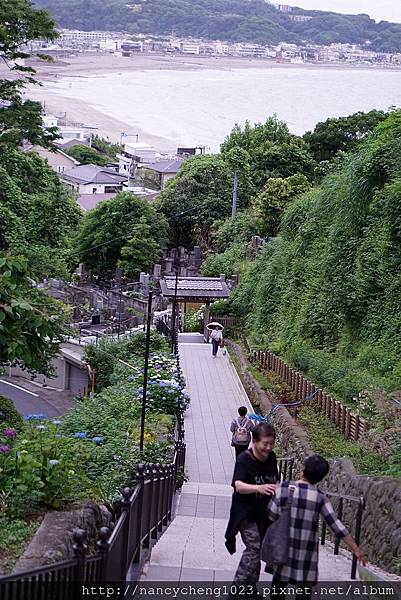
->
<box><xmin>141</xmin><ymin>341</ymin><xmax>357</xmax><ymax>583</ymax></box>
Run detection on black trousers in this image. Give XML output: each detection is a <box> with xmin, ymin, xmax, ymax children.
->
<box><xmin>234</xmin><ymin>444</ymin><xmax>248</xmax><ymax>459</ymax></box>
<box><xmin>212</xmin><ymin>338</ymin><xmax>220</xmax><ymax>356</ymax></box>
<box><xmin>271</xmin><ymin>577</ymin><xmax>312</xmax><ymax>600</ymax></box>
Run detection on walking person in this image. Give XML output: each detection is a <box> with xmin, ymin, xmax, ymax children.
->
<box><xmin>231</xmin><ymin>406</ymin><xmax>254</xmax><ymax>459</ymax></box>
<box><xmin>225</xmin><ymin>423</ymin><xmax>279</xmax><ymax>596</ymax></box>
<box><xmin>263</xmin><ymin>454</ymin><xmax>367</xmax><ymax>600</ymax></box>
<box><xmin>209</xmin><ymin>324</ymin><xmax>223</xmax><ymax>358</ymax></box>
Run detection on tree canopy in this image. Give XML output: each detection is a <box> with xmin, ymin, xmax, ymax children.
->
<box><xmin>0</xmin><ymin>254</ymin><xmax>67</xmax><ymax>375</ymax></box>
<box><xmin>75</xmin><ymin>192</ymin><xmax>168</xmax><ymax>276</ymax></box>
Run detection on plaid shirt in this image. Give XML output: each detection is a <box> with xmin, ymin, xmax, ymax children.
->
<box><xmin>266</xmin><ymin>481</ymin><xmax>349</xmax><ymax>585</ymax></box>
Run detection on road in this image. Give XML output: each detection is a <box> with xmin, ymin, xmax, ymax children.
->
<box><xmin>0</xmin><ymin>378</ymin><xmax>75</xmax><ymax>417</ymax></box>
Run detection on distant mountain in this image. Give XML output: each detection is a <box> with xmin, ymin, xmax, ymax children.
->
<box><xmin>34</xmin><ymin>0</ymin><xmax>401</xmax><ymax>52</ymax></box>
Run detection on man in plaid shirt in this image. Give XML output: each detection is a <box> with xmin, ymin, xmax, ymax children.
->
<box><xmin>266</xmin><ymin>455</ymin><xmax>367</xmax><ymax>599</ymax></box>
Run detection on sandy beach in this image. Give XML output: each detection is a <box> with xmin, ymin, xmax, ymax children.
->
<box><xmin>4</xmin><ymin>53</ymin><xmax>400</xmax><ymax>151</ymax></box>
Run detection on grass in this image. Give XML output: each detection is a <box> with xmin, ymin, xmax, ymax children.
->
<box><xmin>228</xmin><ymin>339</ymin><xmax>388</xmax><ymax>476</ymax></box>
<box><xmin>299</xmin><ymin>404</ymin><xmax>387</xmax><ymax>475</ymax></box>
<box><xmin>0</xmin><ymin>514</ymin><xmax>42</xmax><ymax>575</ymax></box>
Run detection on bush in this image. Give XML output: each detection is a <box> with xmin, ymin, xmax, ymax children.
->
<box><xmin>0</xmin><ymin>395</ymin><xmax>23</xmax><ymax>430</ymax></box>
<box><xmin>299</xmin><ymin>404</ymin><xmax>387</xmax><ymax>475</ymax></box>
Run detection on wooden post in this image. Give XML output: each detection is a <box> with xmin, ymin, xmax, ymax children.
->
<box><xmin>345</xmin><ymin>409</ymin><xmax>351</xmax><ymax>439</ymax></box>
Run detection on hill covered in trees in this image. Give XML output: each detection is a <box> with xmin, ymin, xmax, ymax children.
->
<box><xmin>34</xmin><ymin>0</ymin><xmax>401</xmax><ymax>52</ymax></box>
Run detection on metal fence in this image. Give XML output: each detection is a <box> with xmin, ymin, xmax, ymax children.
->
<box><xmin>0</xmin><ymin>417</ymin><xmax>186</xmax><ymax>596</ymax></box>
<box><xmin>251</xmin><ymin>350</ymin><xmax>368</xmax><ymax>442</ymax></box>
<box><xmin>320</xmin><ymin>491</ymin><xmax>365</xmax><ymax>580</ymax></box>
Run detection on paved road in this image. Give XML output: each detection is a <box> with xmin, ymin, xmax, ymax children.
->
<box><xmin>138</xmin><ymin>342</ymin><xmax>358</xmax><ymax>583</ymax></box>
<box><xmin>0</xmin><ymin>378</ymin><xmax>75</xmax><ymax>417</ymax></box>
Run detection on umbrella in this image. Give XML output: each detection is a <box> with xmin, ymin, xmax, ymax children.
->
<box><xmin>206</xmin><ymin>321</ymin><xmax>224</xmax><ymax>330</ymax></box>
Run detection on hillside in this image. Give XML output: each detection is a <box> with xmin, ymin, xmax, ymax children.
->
<box><xmin>34</xmin><ymin>0</ymin><xmax>401</xmax><ymax>52</ymax></box>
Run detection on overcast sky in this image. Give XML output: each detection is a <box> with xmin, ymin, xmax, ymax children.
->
<box><xmin>289</xmin><ymin>1</ymin><xmax>401</xmax><ymax>23</ymax></box>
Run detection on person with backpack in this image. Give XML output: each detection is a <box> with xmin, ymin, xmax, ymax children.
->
<box><xmin>231</xmin><ymin>406</ymin><xmax>254</xmax><ymax>459</ymax></box>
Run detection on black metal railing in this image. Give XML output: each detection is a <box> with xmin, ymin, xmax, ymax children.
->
<box><xmin>277</xmin><ymin>457</ymin><xmax>294</xmax><ymax>481</ymax></box>
<box><xmin>0</xmin><ymin>413</ymin><xmax>186</xmax><ymax>596</ymax></box>
<box><xmin>320</xmin><ymin>491</ymin><xmax>365</xmax><ymax>580</ymax></box>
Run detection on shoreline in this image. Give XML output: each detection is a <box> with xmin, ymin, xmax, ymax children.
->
<box><xmin>26</xmin><ymin>53</ymin><xmax>401</xmax><ymax>81</ymax></box>
<box><xmin>12</xmin><ymin>53</ymin><xmax>401</xmax><ymax>152</ymax></box>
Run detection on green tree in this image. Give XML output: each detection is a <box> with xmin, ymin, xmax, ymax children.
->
<box><xmin>221</xmin><ymin>116</ymin><xmax>316</xmax><ymax>190</ymax></box>
<box><xmin>0</xmin><ymin>0</ymin><xmax>59</xmax><ymax>148</ymax></box>
<box><xmin>211</xmin><ymin>210</ymin><xmax>263</xmax><ymax>253</ymax></box>
<box><xmin>118</xmin><ymin>217</ymin><xmax>161</xmax><ymax>278</ymax></box>
<box><xmin>0</xmin><ymin>253</ymin><xmax>67</xmax><ymax>375</ymax></box>
<box><xmin>0</xmin><ymin>148</ymin><xmax>81</xmax><ymax>279</ymax></box>
<box><xmin>66</xmin><ymin>145</ymin><xmax>108</xmax><ymax>166</ymax></box>
<box><xmin>253</xmin><ymin>173</ymin><xmax>311</xmax><ymax>236</ymax></box>
<box><xmin>304</xmin><ymin>110</ymin><xmax>388</xmax><ymax>162</ymax></box>
<box><xmin>157</xmin><ymin>154</ymin><xmax>250</xmax><ymax>248</ymax></box>
<box><xmin>76</xmin><ymin>192</ymin><xmax>167</xmax><ymax>276</ymax></box>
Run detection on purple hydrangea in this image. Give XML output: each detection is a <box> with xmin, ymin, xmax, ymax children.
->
<box><xmin>3</xmin><ymin>428</ymin><xmax>17</xmax><ymax>439</ymax></box>
<box><xmin>0</xmin><ymin>444</ymin><xmax>11</xmax><ymax>453</ymax></box>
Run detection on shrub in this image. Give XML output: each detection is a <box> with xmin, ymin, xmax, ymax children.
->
<box><xmin>0</xmin><ymin>395</ymin><xmax>23</xmax><ymax>430</ymax></box>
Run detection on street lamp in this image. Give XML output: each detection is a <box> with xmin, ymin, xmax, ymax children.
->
<box><xmin>118</xmin><ymin>289</ymin><xmax>152</xmax><ymax>455</ymax></box>
<box><xmin>170</xmin><ymin>271</ymin><xmax>179</xmax><ymax>354</ymax></box>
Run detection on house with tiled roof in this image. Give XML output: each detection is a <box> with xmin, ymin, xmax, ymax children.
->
<box><xmin>139</xmin><ymin>158</ymin><xmax>184</xmax><ymax>190</ymax></box>
<box><xmin>61</xmin><ymin>164</ymin><xmax>128</xmax><ymax>195</ymax></box>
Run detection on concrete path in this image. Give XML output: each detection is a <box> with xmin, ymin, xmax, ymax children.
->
<box><xmin>142</xmin><ymin>342</ymin><xmax>357</xmax><ymax>583</ymax></box>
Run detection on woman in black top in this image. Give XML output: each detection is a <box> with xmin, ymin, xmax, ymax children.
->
<box><xmin>225</xmin><ymin>423</ymin><xmax>279</xmax><ymax>589</ymax></box>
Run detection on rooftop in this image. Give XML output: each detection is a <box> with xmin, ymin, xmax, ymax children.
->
<box><xmin>62</xmin><ymin>164</ymin><xmax>128</xmax><ymax>185</ymax></box>
<box><xmin>144</xmin><ymin>158</ymin><xmax>184</xmax><ymax>174</ymax></box>
<box><xmin>160</xmin><ymin>276</ymin><xmax>230</xmax><ymax>300</ymax></box>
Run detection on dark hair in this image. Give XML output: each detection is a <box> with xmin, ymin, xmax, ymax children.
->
<box><xmin>238</xmin><ymin>406</ymin><xmax>247</xmax><ymax>417</ymax></box>
<box><xmin>303</xmin><ymin>454</ymin><xmax>330</xmax><ymax>484</ymax></box>
<box><xmin>252</xmin><ymin>422</ymin><xmax>276</xmax><ymax>441</ymax></box>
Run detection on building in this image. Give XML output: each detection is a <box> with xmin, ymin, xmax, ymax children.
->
<box><xmin>179</xmin><ymin>42</ymin><xmax>200</xmax><ymax>55</ymax></box>
<box><xmin>61</xmin><ymin>164</ymin><xmax>128</xmax><ymax>195</ymax></box>
<box><xmin>23</xmin><ymin>144</ymin><xmax>79</xmax><ymax>174</ymax></box>
<box><xmin>43</xmin><ymin>115</ymin><xmax>91</xmax><ymax>145</ymax></box>
<box><xmin>139</xmin><ymin>158</ymin><xmax>184</xmax><ymax>191</ymax></box>
<box><xmin>117</xmin><ymin>142</ymin><xmax>157</xmax><ymax>176</ymax></box>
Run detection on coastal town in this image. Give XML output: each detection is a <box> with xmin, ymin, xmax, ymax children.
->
<box><xmin>30</xmin><ymin>21</ymin><xmax>401</xmax><ymax>68</ymax></box>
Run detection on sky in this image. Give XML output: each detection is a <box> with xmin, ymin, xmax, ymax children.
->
<box><xmin>288</xmin><ymin>1</ymin><xmax>401</xmax><ymax>23</ymax></box>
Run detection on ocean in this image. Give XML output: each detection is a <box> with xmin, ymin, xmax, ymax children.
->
<box><xmin>45</xmin><ymin>65</ymin><xmax>401</xmax><ymax>152</ymax></box>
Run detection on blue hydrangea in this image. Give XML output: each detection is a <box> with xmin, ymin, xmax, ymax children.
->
<box><xmin>74</xmin><ymin>432</ymin><xmax>88</xmax><ymax>439</ymax></box>
<box><xmin>92</xmin><ymin>436</ymin><xmax>104</xmax><ymax>444</ymax></box>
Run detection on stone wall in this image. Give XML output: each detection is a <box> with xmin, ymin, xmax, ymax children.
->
<box><xmin>12</xmin><ymin>501</ymin><xmax>112</xmax><ymax>574</ymax></box>
<box><xmin>227</xmin><ymin>340</ymin><xmax>401</xmax><ymax>575</ymax></box>
<box><xmin>323</xmin><ymin>459</ymin><xmax>401</xmax><ymax>575</ymax></box>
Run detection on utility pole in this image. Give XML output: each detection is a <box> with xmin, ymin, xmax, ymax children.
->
<box><xmin>140</xmin><ymin>290</ymin><xmax>153</xmax><ymax>454</ymax></box>
<box><xmin>231</xmin><ymin>171</ymin><xmax>238</xmax><ymax>219</ymax></box>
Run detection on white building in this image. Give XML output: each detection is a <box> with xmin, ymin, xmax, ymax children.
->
<box><xmin>43</xmin><ymin>115</ymin><xmax>90</xmax><ymax>144</ymax></box>
<box><xmin>62</xmin><ymin>164</ymin><xmax>128</xmax><ymax>195</ymax></box>
<box><xmin>117</xmin><ymin>142</ymin><xmax>157</xmax><ymax>176</ymax></box>
<box><xmin>180</xmin><ymin>42</ymin><xmax>200</xmax><ymax>55</ymax></box>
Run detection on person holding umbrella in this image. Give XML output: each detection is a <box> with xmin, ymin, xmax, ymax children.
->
<box><xmin>207</xmin><ymin>321</ymin><xmax>224</xmax><ymax>358</ymax></box>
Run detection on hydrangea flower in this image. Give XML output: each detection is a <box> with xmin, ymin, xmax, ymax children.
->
<box><xmin>23</xmin><ymin>413</ymin><xmax>46</xmax><ymax>421</ymax></box>
<box><xmin>3</xmin><ymin>428</ymin><xmax>17</xmax><ymax>439</ymax></box>
<box><xmin>92</xmin><ymin>436</ymin><xmax>104</xmax><ymax>444</ymax></box>
<box><xmin>36</xmin><ymin>425</ymin><xmax>47</xmax><ymax>430</ymax></box>
<box><xmin>74</xmin><ymin>432</ymin><xmax>88</xmax><ymax>439</ymax></box>
<box><xmin>0</xmin><ymin>444</ymin><xmax>11</xmax><ymax>453</ymax></box>
<box><xmin>52</xmin><ymin>420</ymin><xmax>62</xmax><ymax>426</ymax></box>
<box><xmin>49</xmin><ymin>459</ymin><xmax>60</xmax><ymax>466</ymax></box>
